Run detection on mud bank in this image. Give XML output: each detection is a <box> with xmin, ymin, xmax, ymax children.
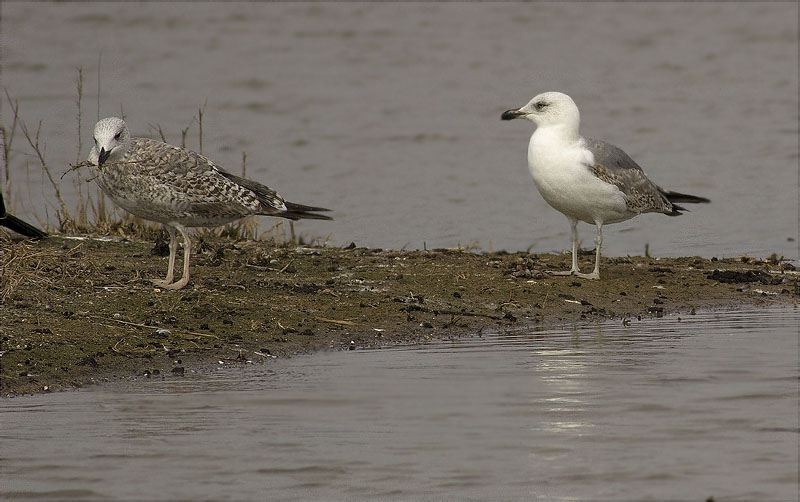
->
<box><xmin>2</xmin><ymin>235</ymin><xmax>796</xmax><ymax>396</ymax></box>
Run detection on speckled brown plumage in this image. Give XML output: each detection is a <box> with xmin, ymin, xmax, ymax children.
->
<box><xmin>88</xmin><ymin>117</ymin><xmax>331</xmax><ymax>289</ymax></box>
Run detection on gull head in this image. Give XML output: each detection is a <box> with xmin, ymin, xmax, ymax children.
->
<box><xmin>89</xmin><ymin>117</ymin><xmax>130</xmax><ymax>167</ymax></box>
<box><xmin>501</xmin><ymin>91</ymin><xmax>580</xmax><ymax>130</ymax></box>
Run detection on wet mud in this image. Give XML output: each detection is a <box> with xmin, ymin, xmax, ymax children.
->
<box><xmin>2</xmin><ymin>235</ymin><xmax>796</xmax><ymax>396</ymax></box>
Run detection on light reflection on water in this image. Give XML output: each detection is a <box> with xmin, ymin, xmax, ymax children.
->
<box><xmin>1</xmin><ymin>306</ymin><xmax>797</xmax><ymax>501</ymax></box>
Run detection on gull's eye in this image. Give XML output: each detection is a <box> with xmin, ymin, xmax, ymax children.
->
<box><xmin>114</xmin><ymin>132</ymin><xmax>122</xmax><ymax>141</ymax></box>
<box><xmin>535</xmin><ymin>101</ymin><xmax>547</xmax><ymax>111</ymax></box>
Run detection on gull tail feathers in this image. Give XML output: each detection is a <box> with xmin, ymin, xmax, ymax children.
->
<box><xmin>280</xmin><ymin>201</ymin><xmax>333</xmax><ymax>221</ymax></box>
<box><xmin>218</xmin><ymin>168</ymin><xmax>332</xmax><ymax>220</ymax></box>
<box><xmin>662</xmin><ymin>190</ymin><xmax>710</xmax><ymax>216</ymax></box>
<box><xmin>663</xmin><ymin>190</ymin><xmax>710</xmax><ymax>204</ymax></box>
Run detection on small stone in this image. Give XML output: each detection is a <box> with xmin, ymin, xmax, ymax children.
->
<box><xmin>171</xmin><ymin>367</ymin><xmax>185</xmax><ymax>376</ymax></box>
<box><xmin>77</xmin><ymin>355</ymin><xmax>98</xmax><ymax>367</ymax></box>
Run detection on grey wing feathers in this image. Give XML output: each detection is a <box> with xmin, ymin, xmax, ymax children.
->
<box><xmin>216</xmin><ymin>169</ymin><xmax>287</xmax><ymax>212</ymax></box>
<box><xmin>584</xmin><ymin>138</ymin><xmax>646</xmax><ymax>174</ymax></box>
<box><xmin>126</xmin><ymin>138</ymin><xmax>331</xmax><ymax>221</ymax></box>
<box><xmin>585</xmin><ymin>138</ymin><xmax>687</xmax><ymax>215</ymax></box>
<box><xmin>127</xmin><ymin>138</ymin><xmax>263</xmax><ymax>214</ymax></box>
<box><xmin>217</xmin><ymin>169</ymin><xmax>332</xmax><ymax>220</ymax></box>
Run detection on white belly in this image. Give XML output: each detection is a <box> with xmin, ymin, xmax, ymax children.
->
<box><xmin>527</xmin><ymin>135</ymin><xmax>629</xmax><ymax>225</ymax></box>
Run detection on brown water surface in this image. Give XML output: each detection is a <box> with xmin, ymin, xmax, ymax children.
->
<box><xmin>3</xmin><ymin>3</ymin><xmax>797</xmax><ymax>257</ymax></box>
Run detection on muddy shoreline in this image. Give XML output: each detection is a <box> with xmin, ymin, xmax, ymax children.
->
<box><xmin>2</xmin><ymin>234</ymin><xmax>796</xmax><ymax>397</ymax></box>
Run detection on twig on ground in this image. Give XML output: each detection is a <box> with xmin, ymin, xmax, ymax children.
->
<box><xmin>317</xmin><ymin>317</ymin><xmax>359</xmax><ymax>326</ymax></box>
<box><xmin>90</xmin><ymin>315</ymin><xmax>219</xmax><ymax>339</ymax></box>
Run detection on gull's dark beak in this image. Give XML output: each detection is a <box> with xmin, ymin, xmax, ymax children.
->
<box><xmin>501</xmin><ymin>108</ymin><xmax>526</xmax><ymax>121</ymax></box>
<box><xmin>98</xmin><ymin>147</ymin><xmax>110</xmax><ymax>166</ymax></box>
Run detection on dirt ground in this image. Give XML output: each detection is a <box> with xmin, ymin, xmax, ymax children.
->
<box><xmin>2</xmin><ymin>233</ymin><xmax>797</xmax><ymax>397</ymax></box>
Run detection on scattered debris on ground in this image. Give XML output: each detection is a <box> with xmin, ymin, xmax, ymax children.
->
<box><xmin>2</xmin><ymin>234</ymin><xmax>796</xmax><ymax>396</ymax></box>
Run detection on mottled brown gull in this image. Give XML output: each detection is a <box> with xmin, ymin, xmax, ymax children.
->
<box><xmin>502</xmin><ymin>92</ymin><xmax>709</xmax><ymax>280</ymax></box>
<box><xmin>88</xmin><ymin>117</ymin><xmax>331</xmax><ymax>290</ymax></box>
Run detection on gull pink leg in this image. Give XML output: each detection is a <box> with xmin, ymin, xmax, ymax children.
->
<box><xmin>160</xmin><ymin>224</ymin><xmax>191</xmax><ymax>290</ymax></box>
<box><xmin>548</xmin><ymin>217</ymin><xmax>583</xmax><ymax>276</ymax></box>
<box><xmin>152</xmin><ymin>225</ymin><xmax>177</xmax><ymax>287</ymax></box>
<box><xmin>576</xmin><ymin>222</ymin><xmax>602</xmax><ymax>280</ymax></box>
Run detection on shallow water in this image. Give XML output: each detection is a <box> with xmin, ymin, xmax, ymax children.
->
<box><xmin>3</xmin><ymin>3</ymin><xmax>798</xmax><ymax>259</ymax></box>
<box><xmin>2</xmin><ymin>306</ymin><xmax>797</xmax><ymax>501</ymax></box>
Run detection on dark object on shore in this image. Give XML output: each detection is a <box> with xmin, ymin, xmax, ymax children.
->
<box><xmin>707</xmin><ymin>269</ymin><xmax>782</xmax><ymax>285</ymax></box>
<box><xmin>0</xmin><ymin>193</ymin><xmax>47</xmax><ymax>239</ymax></box>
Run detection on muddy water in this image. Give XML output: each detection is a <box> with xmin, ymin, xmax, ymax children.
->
<box><xmin>2</xmin><ymin>306</ymin><xmax>797</xmax><ymax>500</ymax></box>
<box><xmin>3</xmin><ymin>3</ymin><xmax>797</xmax><ymax>259</ymax></box>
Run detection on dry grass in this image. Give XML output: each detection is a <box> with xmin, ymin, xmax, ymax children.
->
<box><xmin>0</xmin><ymin>237</ymin><xmax>59</xmax><ymax>303</ymax></box>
